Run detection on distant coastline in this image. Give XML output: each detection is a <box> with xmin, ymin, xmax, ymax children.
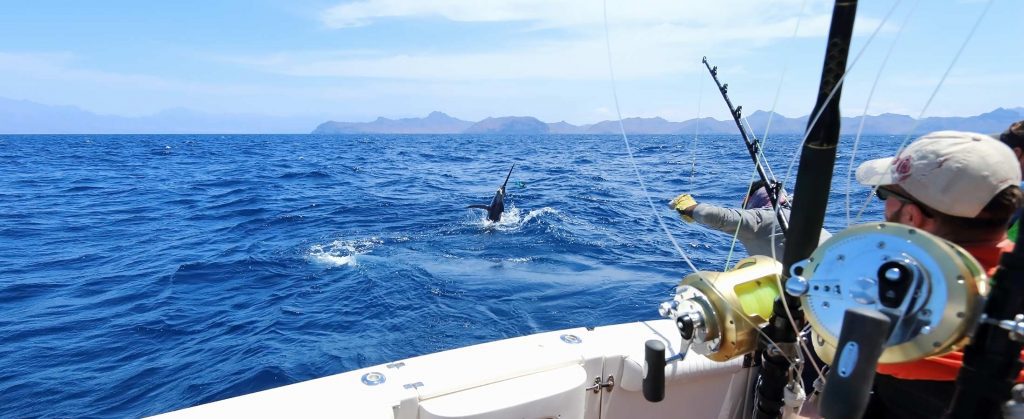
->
<box><xmin>1</xmin><ymin>96</ymin><xmax>1021</xmax><ymax>135</ymax></box>
<box><xmin>312</xmin><ymin>108</ymin><xmax>1024</xmax><ymax>136</ymax></box>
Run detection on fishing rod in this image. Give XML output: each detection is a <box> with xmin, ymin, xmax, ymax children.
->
<box><xmin>753</xmin><ymin>0</ymin><xmax>858</xmax><ymax>417</ymax></box>
<box><xmin>701</xmin><ymin>57</ymin><xmax>789</xmax><ymax>234</ymax></box>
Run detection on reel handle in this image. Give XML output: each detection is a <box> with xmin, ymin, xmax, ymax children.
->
<box><xmin>643</xmin><ymin>340</ymin><xmax>666</xmax><ymax>402</ymax></box>
<box><xmin>820</xmin><ymin>307</ymin><xmax>891</xmax><ymax>419</ymax></box>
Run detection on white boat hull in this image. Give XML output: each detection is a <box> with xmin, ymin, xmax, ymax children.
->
<box><xmin>154</xmin><ymin>319</ymin><xmax>754</xmax><ymax>418</ymax></box>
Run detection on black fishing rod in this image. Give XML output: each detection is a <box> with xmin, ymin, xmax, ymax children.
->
<box><xmin>701</xmin><ymin>57</ymin><xmax>788</xmax><ymax>234</ymax></box>
<box><xmin>753</xmin><ymin>1</ymin><xmax>858</xmax><ymax>418</ymax></box>
<box><xmin>946</xmin><ymin>234</ymin><xmax>1024</xmax><ymax>418</ymax></box>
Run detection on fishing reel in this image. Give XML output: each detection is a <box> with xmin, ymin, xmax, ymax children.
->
<box><xmin>787</xmin><ymin>222</ymin><xmax>987</xmax><ymax>364</ymax></box>
<box><xmin>659</xmin><ymin>256</ymin><xmax>783</xmax><ymax>362</ymax></box>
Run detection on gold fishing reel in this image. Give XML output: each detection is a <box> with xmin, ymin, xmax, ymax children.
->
<box><xmin>788</xmin><ymin>222</ymin><xmax>987</xmax><ymax>364</ymax></box>
<box><xmin>659</xmin><ymin>255</ymin><xmax>783</xmax><ymax>362</ymax></box>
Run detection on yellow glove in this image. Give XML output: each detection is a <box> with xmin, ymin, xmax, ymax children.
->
<box><xmin>669</xmin><ymin>193</ymin><xmax>698</xmax><ymax>223</ymax></box>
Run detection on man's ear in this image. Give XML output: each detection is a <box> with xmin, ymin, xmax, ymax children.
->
<box><xmin>892</xmin><ymin>201</ymin><xmax>919</xmax><ymax>225</ymax></box>
<box><xmin>902</xmin><ymin>202</ymin><xmax>938</xmax><ymax>231</ymax></box>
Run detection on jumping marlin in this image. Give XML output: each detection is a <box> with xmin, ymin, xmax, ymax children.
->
<box><xmin>469</xmin><ymin>163</ymin><xmax>515</xmax><ymax>222</ymax></box>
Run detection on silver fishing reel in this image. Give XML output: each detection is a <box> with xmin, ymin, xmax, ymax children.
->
<box><xmin>659</xmin><ymin>256</ymin><xmax>784</xmax><ymax>362</ymax></box>
<box><xmin>786</xmin><ymin>222</ymin><xmax>986</xmax><ymax>364</ymax></box>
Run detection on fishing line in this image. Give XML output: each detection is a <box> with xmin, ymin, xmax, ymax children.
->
<box><xmin>852</xmin><ymin>0</ymin><xmax>994</xmax><ymax>226</ymax></box>
<box><xmin>769</xmin><ymin>0</ymin><xmax>987</xmax><ymax>389</ymax></box>
<box><xmin>775</xmin><ymin>0</ymin><xmax>901</xmax><ymax>321</ymax></box>
<box><xmin>779</xmin><ymin>0</ymin><xmax>901</xmax><ymax>202</ymax></box>
<box><xmin>721</xmin><ymin>0</ymin><xmax>808</xmax><ymax>271</ymax></box>
<box><xmin>688</xmin><ymin>67</ymin><xmax>703</xmax><ymax>184</ymax></box>
<box><xmin>723</xmin><ymin>2</ymin><xmax>809</xmax><ymax>357</ymax></box>
<box><xmin>792</xmin><ymin>323</ymin><xmax>827</xmax><ymax>388</ymax></box>
<box><xmin>845</xmin><ymin>0</ymin><xmax>919</xmax><ymax>226</ymax></box>
<box><xmin>761</xmin><ymin>0</ymin><xmax>810</xmax><ymax>144</ymax></box>
<box><xmin>601</xmin><ymin>0</ymin><xmax>693</xmax><ymax>272</ymax></box>
<box><xmin>722</xmin><ymin>176</ymin><xmax>759</xmax><ymax>271</ymax></box>
<box><xmin>712</xmin><ymin>92</ymin><xmax>788</xmax><ymax>271</ymax></box>
<box><xmin>742</xmin><ymin>117</ymin><xmax>781</xmax><ymax>182</ymax></box>
<box><xmin>760</xmin><ymin>1</ymin><xmax>904</xmax><ymax>391</ymax></box>
<box><xmin>720</xmin><ymin>135</ymin><xmax>781</xmax><ymax>273</ymax></box>
<box><xmin>602</xmin><ymin>0</ymin><xmax>796</xmax><ymax>364</ymax></box>
<box><xmin>741</xmin><ymin>0</ymin><xmax>809</xmax><ymax>223</ymax></box>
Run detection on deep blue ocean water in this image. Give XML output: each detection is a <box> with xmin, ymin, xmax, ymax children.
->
<box><xmin>0</xmin><ymin>134</ymin><xmax>894</xmax><ymax>418</ymax></box>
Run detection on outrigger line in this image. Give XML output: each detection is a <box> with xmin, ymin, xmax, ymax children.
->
<box><xmin>701</xmin><ymin>57</ymin><xmax>789</xmax><ymax>234</ymax></box>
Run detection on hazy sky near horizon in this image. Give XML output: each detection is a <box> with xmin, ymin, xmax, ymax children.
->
<box><xmin>1</xmin><ymin>0</ymin><xmax>1020</xmax><ymax>124</ymax></box>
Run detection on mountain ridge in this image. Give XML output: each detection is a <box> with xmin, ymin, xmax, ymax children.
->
<box><xmin>0</xmin><ymin>96</ymin><xmax>1021</xmax><ymax>135</ymax></box>
<box><xmin>0</xmin><ymin>97</ymin><xmax>326</xmax><ymax>134</ymax></box>
<box><xmin>313</xmin><ymin>108</ymin><xmax>1024</xmax><ymax>136</ymax></box>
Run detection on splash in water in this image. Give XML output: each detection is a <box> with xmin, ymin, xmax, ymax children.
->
<box><xmin>472</xmin><ymin>205</ymin><xmax>560</xmax><ymax>232</ymax></box>
<box><xmin>306</xmin><ymin>237</ymin><xmax>382</xmax><ymax>267</ymax></box>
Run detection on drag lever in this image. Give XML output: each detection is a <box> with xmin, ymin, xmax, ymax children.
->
<box><xmin>643</xmin><ymin>340</ymin><xmax>666</xmax><ymax>402</ymax></box>
<box><xmin>820</xmin><ymin>308</ymin><xmax>892</xmax><ymax>419</ymax></box>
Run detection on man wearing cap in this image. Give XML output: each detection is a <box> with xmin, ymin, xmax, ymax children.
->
<box><xmin>997</xmin><ymin>120</ymin><xmax>1024</xmax><ymax>241</ymax></box>
<box><xmin>855</xmin><ymin>130</ymin><xmax>1023</xmax><ymax>418</ymax></box>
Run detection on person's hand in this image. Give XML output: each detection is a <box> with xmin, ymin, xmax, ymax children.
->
<box><xmin>669</xmin><ymin>193</ymin><xmax>698</xmax><ymax>222</ymax></box>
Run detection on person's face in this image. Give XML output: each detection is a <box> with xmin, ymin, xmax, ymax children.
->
<box><xmin>877</xmin><ymin>185</ymin><xmax>934</xmax><ymax>231</ymax></box>
<box><xmin>884</xmin><ymin>195</ymin><xmax>901</xmax><ymax>221</ymax></box>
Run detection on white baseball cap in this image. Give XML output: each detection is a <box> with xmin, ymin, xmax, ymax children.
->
<box><xmin>856</xmin><ymin>131</ymin><xmax>1021</xmax><ymax>218</ymax></box>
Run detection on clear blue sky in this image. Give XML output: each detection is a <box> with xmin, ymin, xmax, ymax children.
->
<box><xmin>1</xmin><ymin>0</ymin><xmax>1020</xmax><ymax>124</ymax></box>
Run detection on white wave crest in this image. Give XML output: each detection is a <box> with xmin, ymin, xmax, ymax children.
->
<box><xmin>306</xmin><ymin>237</ymin><xmax>383</xmax><ymax>267</ymax></box>
<box><xmin>520</xmin><ymin>207</ymin><xmax>558</xmax><ymax>224</ymax></box>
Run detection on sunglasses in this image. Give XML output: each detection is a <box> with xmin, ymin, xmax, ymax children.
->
<box><xmin>875</xmin><ymin>186</ymin><xmax>933</xmax><ymax>217</ymax></box>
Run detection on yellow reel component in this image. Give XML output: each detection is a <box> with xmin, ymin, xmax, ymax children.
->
<box><xmin>673</xmin><ymin>255</ymin><xmax>783</xmax><ymax>362</ymax></box>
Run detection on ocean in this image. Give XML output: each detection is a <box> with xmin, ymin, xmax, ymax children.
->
<box><xmin>0</xmin><ymin>133</ymin><xmax>893</xmax><ymax>417</ymax></box>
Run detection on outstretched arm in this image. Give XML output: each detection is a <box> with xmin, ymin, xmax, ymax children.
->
<box><xmin>690</xmin><ymin>204</ymin><xmax>756</xmax><ymax>235</ymax></box>
<box><xmin>670</xmin><ymin>193</ymin><xmax>765</xmax><ymax>237</ymax></box>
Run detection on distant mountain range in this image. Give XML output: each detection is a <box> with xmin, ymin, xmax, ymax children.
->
<box><xmin>0</xmin><ymin>96</ymin><xmax>1021</xmax><ymax>135</ymax></box>
<box><xmin>0</xmin><ymin>97</ymin><xmax>326</xmax><ymax>134</ymax></box>
<box><xmin>313</xmin><ymin>108</ymin><xmax>1024</xmax><ymax>136</ymax></box>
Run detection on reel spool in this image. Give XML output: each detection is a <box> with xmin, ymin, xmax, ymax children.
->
<box><xmin>659</xmin><ymin>256</ymin><xmax>783</xmax><ymax>361</ymax></box>
<box><xmin>789</xmin><ymin>222</ymin><xmax>986</xmax><ymax>364</ymax></box>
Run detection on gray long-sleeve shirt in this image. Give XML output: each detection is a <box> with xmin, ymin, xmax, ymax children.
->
<box><xmin>690</xmin><ymin>204</ymin><xmax>832</xmax><ymax>260</ymax></box>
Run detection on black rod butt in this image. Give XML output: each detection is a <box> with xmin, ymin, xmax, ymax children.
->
<box><xmin>643</xmin><ymin>339</ymin><xmax>666</xmax><ymax>402</ymax></box>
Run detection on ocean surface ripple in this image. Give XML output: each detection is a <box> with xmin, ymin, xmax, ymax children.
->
<box><xmin>0</xmin><ymin>134</ymin><xmax>892</xmax><ymax>417</ymax></box>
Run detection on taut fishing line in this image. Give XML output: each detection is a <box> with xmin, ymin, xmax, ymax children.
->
<box><xmin>767</xmin><ymin>0</ymin><xmax>903</xmax><ymax>389</ymax></box>
<box><xmin>601</xmin><ymin>0</ymin><xmax>796</xmax><ymax>363</ymax></box>
<box><xmin>688</xmin><ymin>63</ymin><xmax>702</xmax><ymax>184</ymax></box>
<box><xmin>709</xmin><ymin>0</ymin><xmax>818</xmax><ymax>382</ymax></box>
<box><xmin>779</xmin><ymin>0</ymin><xmax>901</xmax><ymax>204</ymax></box>
<box><xmin>844</xmin><ymin>0</ymin><xmax>919</xmax><ymax>226</ymax></box>
<box><xmin>851</xmin><ymin>0</ymin><xmax>994</xmax><ymax>226</ymax></box>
